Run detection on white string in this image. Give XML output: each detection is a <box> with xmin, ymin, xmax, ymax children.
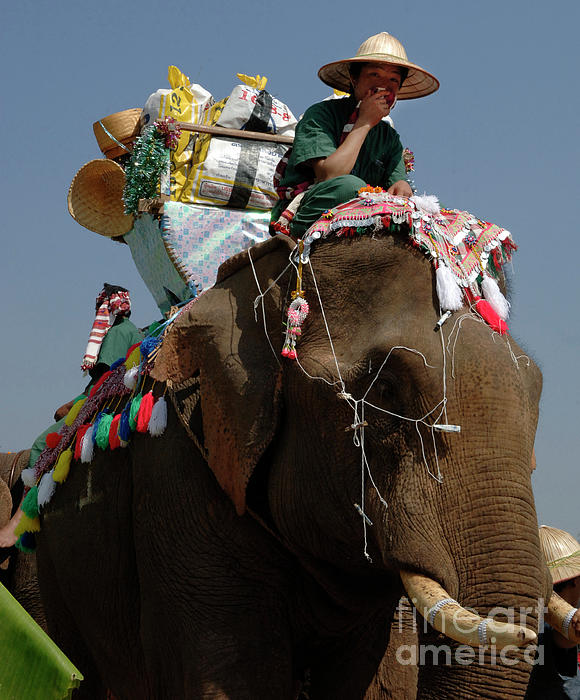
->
<box><xmin>307</xmin><ymin>260</ymin><xmax>346</xmax><ymax>393</ymax></box>
<box><xmin>248</xmin><ymin>248</ymin><xmax>291</xmax><ymax>364</ymax></box>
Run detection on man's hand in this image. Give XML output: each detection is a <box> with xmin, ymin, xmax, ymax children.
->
<box><xmin>387</xmin><ymin>180</ymin><xmax>413</xmax><ymax>198</ymax></box>
<box><xmin>356</xmin><ymin>89</ymin><xmax>394</xmax><ymax>129</ymax></box>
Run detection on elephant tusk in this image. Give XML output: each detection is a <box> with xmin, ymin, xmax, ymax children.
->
<box><xmin>546</xmin><ymin>592</ymin><xmax>580</xmax><ymax>644</ymax></box>
<box><xmin>400</xmin><ymin>570</ymin><xmax>537</xmax><ymax>649</ymax></box>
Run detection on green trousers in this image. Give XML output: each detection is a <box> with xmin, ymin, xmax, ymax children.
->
<box><xmin>289</xmin><ymin>175</ymin><xmax>366</xmax><ymax>238</ymax></box>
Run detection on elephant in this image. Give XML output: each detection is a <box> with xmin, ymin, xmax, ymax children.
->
<box><xmin>0</xmin><ymin>450</ymin><xmax>48</xmax><ymax>630</ymax></box>
<box><xmin>35</xmin><ymin>230</ymin><xmax>570</xmax><ymax>699</ymax></box>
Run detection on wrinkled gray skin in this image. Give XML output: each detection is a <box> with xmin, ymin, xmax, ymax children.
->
<box><xmin>37</xmin><ymin>233</ymin><xmax>547</xmax><ymax>699</ymax></box>
<box><xmin>0</xmin><ymin>450</ymin><xmax>47</xmax><ymax>631</ymax></box>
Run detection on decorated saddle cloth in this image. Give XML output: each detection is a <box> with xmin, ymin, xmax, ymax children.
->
<box><xmin>297</xmin><ymin>189</ymin><xmax>516</xmax><ymax>335</ymax></box>
<box><xmin>302</xmin><ymin>190</ymin><xmax>515</xmax><ymax>287</ymax></box>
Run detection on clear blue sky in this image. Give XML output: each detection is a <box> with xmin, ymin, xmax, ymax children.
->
<box><xmin>1</xmin><ymin>0</ymin><xmax>578</xmax><ymax>536</ymax></box>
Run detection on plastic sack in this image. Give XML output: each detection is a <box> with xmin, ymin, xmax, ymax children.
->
<box><xmin>142</xmin><ymin>66</ymin><xmax>214</xmax><ymax>202</ymax></box>
<box><xmin>217</xmin><ymin>74</ymin><xmax>297</xmax><ymax>136</ymax></box>
<box><xmin>180</xmin><ymin>135</ymin><xmax>288</xmax><ymax>210</ymax></box>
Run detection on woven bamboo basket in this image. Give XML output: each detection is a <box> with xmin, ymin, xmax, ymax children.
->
<box><xmin>67</xmin><ymin>159</ymin><xmax>134</xmax><ymax>237</ymax></box>
<box><xmin>93</xmin><ymin>108</ymin><xmax>142</xmax><ymax>160</ymax></box>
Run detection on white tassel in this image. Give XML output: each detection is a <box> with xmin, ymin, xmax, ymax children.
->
<box><xmin>80</xmin><ymin>425</ymin><xmax>95</xmax><ymax>464</ymax></box>
<box><xmin>124</xmin><ymin>366</ymin><xmax>139</xmax><ymax>390</ymax></box>
<box><xmin>20</xmin><ymin>467</ymin><xmax>37</xmax><ymax>488</ymax></box>
<box><xmin>482</xmin><ymin>274</ymin><xmax>510</xmax><ymax>320</ymax></box>
<box><xmin>38</xmin><ymin>470</ymin><xmax>57</xmax><ymax>509</ymax></box>
<box><xmin>436</xmin><ymin>264</ymin><xmax>464</xmax><ymax>311</ymax></box>
<box><xmin>411</xmin><ymin>193</ymin><xmax>440</xmax><ymax>215</ymax></box>
<box><xmin>148</xmin><ymin>396</ymin><xmax>168</xmax><ymax>437</ymax></box>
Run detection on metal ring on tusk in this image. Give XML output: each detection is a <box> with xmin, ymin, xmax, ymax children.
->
<box><xmin>478</xmin><ymin>618</ymin><xmax>490</xmax><ymax>646</ymax></box>
<box><xmin>562</xmin><ymin>607</ymin><xmax>578</xmax><ymax>639</ymax></box>
<box><xmin>428</xmin><ymin>598</ymin><xmax>458</xmax><ymax>626</ymax></box>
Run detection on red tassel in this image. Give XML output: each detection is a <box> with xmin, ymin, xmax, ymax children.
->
<box><xmin>73</xmin><ymin>424</ymin><xmax>91</xmax><ymax>461</ymax></box>
<box><xmin>466</xmin><ymin>290</ymin><xmax>508</xmax><ymax>335</ymax></box>
<box><xmin>89</xmin><ymin>370</ymin><xmax>112</xmax><ymax>398</ymax></box>
<box><xmin>46</xmin><ymin>432</ymin><xmax>62</xmax><ymax>449</ymax></box>
<box><xmin>109</xmin><ymin>414</ymin><xmax>122</xmax><ymax>450</ymax></box>
<box><xmin>136</xmin><ymin>391</ymin><xmax>154</xmax><ymax>433</ymax></box>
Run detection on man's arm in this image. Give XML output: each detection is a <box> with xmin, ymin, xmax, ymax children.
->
<box><xmin>312</xmin><ymin>91</ymin><xmax>395</xmax><ymax>182</ymax></box>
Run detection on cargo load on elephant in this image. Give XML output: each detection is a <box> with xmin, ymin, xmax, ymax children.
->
<box><xmin>69</xmin><ymin>66</ymin><xmax>297</xmax><ymax>315</ymax></box>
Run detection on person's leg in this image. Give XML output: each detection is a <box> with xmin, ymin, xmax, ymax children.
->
<box><xmin>0</xmin><ymin>418</ymin><xmax>65</xmax><ymax>549</ymax></box>
<box><xmin>290</xmin><ymin>175</ymin><xmax>366</xmax><ymax>238</ymax></box>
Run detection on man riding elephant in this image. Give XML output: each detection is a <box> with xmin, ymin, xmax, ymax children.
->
<box><xmin>0</xmin><ymin>283</ymin><xmax>142</xmax><ymax>553</ymax></box>
<box><xmin>271</xmin><ymin>31</ymin><xmax>439</xmax><ymax>237</ymax></box>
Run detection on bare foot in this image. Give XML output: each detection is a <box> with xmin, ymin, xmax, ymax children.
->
<box><xmin>0</xmin><ymin>510</ymin><xmax>23</xmax><ymax>548</ymax></box>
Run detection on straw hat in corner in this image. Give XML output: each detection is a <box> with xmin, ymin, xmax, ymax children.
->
<box><xmin>0</xmin><ymin>478</ymin><xmax>12</xmax><ymax>530</ymax></box>
<box><xmin>93</xmin><ymin>108</ymin><xmax>143</xmax><ymax>160</ymax></box>
<box><xmin>539</xmin><ymin>525</ymin><xmax>580</xmax><ymax>584</ymax></box>
<box><xmin>318</xmin><ymin>31</ymin><xmax>439</xmax><ymax>100</ymax></box>
<box><xmin>67</xmin><ymin>159</ymin><xmax>134</xmax><ymax>237</ymax></box>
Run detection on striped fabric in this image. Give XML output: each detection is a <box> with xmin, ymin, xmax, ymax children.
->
<box><xmin>81</xmin><ymin>289</ymin><xmax>131</xmax><ymax>371</ymax></box>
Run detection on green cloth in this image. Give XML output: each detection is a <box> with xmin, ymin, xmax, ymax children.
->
<box><xmin>271</xmin><ymin>95</ymin><xmax>407</xmax><ymax>235</ymax></box>
<box><xmin>28</xmin><ymin>418</ymin><xmax>66</xmax><ymax>469</ymax></box>
<box><xmin>96</xmin><ymin>316</ymin><xmax>143</xmax><ymax>368</ymax></box>
<box><xmin>0</xmin><ymin>582</ymin><xmax>83</xmax><ymax>699</ymax></box>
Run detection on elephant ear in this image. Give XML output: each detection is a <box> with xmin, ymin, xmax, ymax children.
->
<box><xmin>0</xmin><ymin>478</ymin><xmax>12</xmax><ymax>530</ymax></box>
<box><xmin>152</xmin><ymin>235</ymin><xmax>295</xmax><ymax>515</ymax></box>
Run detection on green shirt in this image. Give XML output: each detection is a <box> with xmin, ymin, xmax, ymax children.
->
<box><xmin>275</xmin><ymin>95</ymin><xmax>407</xmax><ymax>211</ymax></box>
<box><xmin>96</xmin><ymin>316</ymin><xmax>143</xmax><ymax>368</ymax></box>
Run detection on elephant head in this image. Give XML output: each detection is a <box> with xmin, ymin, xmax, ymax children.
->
<box><xmin>149</xmin><ymin>231</ymin><xmax>551</xmax><ymax>698</ymax></box>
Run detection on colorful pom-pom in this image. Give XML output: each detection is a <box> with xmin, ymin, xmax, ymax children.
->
<box><xmin>109</xmin><ymin>357</ymin><xmax>125</xmax><ymax>371</ymax></box>
<box><xmin>46</xmin><ymin>432</ymin><xmax>62</xmax><ymax>449</ymax></box>
<box><xmin>89</xmin><ymin>370</ymin><xmax>112</xmax><ymax>398</ymax></box>
<box><xmin>15</xmin><ymin>531</ymin><xmax>36</xmax><ymax>553</ymax></box>
<box><xmin>74</xmin><ymin>424</ymin><xmax>91</xmax><ymax>461</ymax></box>
<box><xmin>14</xmin><ymin>514</ymin><xmax>41</xmax><ymax>537</ymax></box>
<box><xmin>136</xmin><ymin>391</ymin><xmax>154</xmax><ymax>433</ymax></box>
<box><xmin>20</xmin><ymin>468</ymin><xmax>37</xmax><ymax>489</ymax></box>
<box><xmin>80</xmin><ymin>425</ymin><xmax>95</xmax><ymax>463</ymax></box>
<box><xmin>38</xmin><ymin>470</ymin><xmax>57</xmax><ymax>509</ymax></box>
<box><xmin>64</xmin><ymin>396</ymin><xmax>87</xmax><ymax>426</ymax></box>
<box><xmin>118</xmin><ymin>402</ymin><xmax>133</xmax><ymax>443</ymax></box>
<box><xmin>21</xmin><ymin>486</ymin><xmax>39</xmax><ymax>519</ymax></box>
<box><xmin>95</xmin><ymin>413</ymin><xmax>114</xmax><ymax>449</ymax></box>
<box><xmin>53</xmin><ymin>449</ymin><xmax>73</xmax><ymax>483</ymax></box>
<box><xmin>109</xmin><ymin>414</ymin><xmax>122</xmax><ymax>450</ymax></box>
<box><xmin>148</xmin><ymin>396</ymin><xmax>168</xmax><ymax>437</ymax></box>
<box><xmin>123</xmin><ymin>366</ymin><xmax>139</xmax><ymax>390</ymax></box>
<box><xmin>129</xmin><ymin>393</ymin><xmax>143</xmax><ymax>431</ymax></box>
<box><xmin>125</xmin><ymin>345</ymin><xmax>142</xmax><ymax>370</ymax></box>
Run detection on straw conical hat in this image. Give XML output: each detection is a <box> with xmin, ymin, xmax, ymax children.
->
<box><xmin>318</xmin><ymin>32</ymin><xmax>439</xmax><ymax>100</ymax></box>
<box><xmin>93</xmin><ymin>108</ymin><xmax>142</xmax><ymax>160</ymax></box>
<box><xmin>0</xmin><ymin>478</ymin><xmax>12</xmax><ymax>529</ymax></box>
<box><xmin>539</xmin><ymin>525</ymin><xmax>580</xmax><ymax>584</ymax></box>
<box><xmin>67</xmin><ymin>159</ymin><xmax>134</xmax><ymax>237</ymax></box>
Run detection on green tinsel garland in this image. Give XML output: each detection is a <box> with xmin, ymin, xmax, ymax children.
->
<box><xmin>123</xmin><ymin>126</ymin><xmax>169</xmax><ymax>215</ymax></box>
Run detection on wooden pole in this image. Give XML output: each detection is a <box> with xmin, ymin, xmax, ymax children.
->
<box><xmin>177</xmin><ymin>122</ymin><xmax>294</xmax><ymax>145</ymax></box>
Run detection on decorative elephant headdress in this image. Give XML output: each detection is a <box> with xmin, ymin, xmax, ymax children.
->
<box><xmin>152</xmin><ymin>235</ymin><xmax>295</xmax><ymax>515</ymax></box>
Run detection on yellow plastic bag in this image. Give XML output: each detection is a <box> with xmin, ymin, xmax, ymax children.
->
<box><xmin>142</xmin><ymin>66</ymin><xmax>214</xmax><ymax>201</ymax></box>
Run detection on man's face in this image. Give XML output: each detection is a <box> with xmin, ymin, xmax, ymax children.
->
<box><xmin>351</xmin><ymin>63</ymin><xmax>403</xmax><ymax>105</ymax></box>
